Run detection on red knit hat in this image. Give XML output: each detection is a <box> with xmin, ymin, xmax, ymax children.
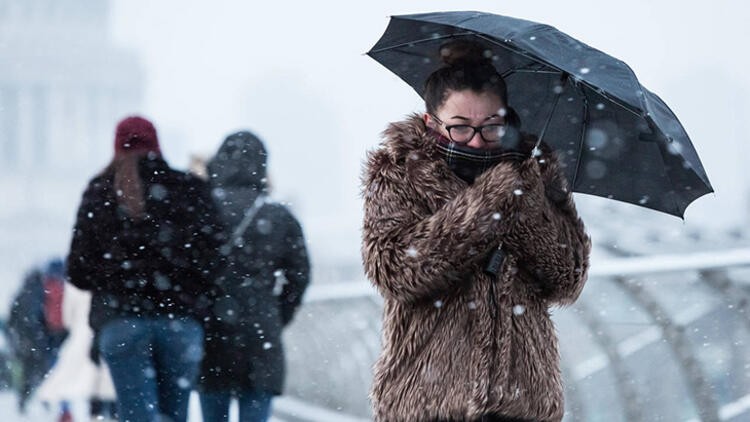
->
<box><xmin>114</xmin><ymin>116</ymin><xmax>161</xmax><ymax>157</ymax></box>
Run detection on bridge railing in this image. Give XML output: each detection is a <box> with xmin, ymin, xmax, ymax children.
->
<box><xmin>276</xmin><ymin>249</ymin><xmax>750</xmax><ymax>421</ymax></box>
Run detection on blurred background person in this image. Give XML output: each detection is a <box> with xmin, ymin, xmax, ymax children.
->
<box><xmin>35</xmin><ymin>279</ymin><xmax>117</xmax><ymax>422</ymax></box>
<box><xmin>198</xmin><ymin>131</ymin><xmax>310</xmax><ymax>422</ymax></box>
<box><xmin>66</xmin><ymin>116</ymin><xmax>224</xmax><ymax>422</ymax></box>
<box><xmin>189</xmin><ymin>153</ymin><xmax>210</xmax><ymax>181</ymax></box>
<box><xmin>6</xmin><ymin>257</ymin><xmax>68</xmax><ymax>413</ymax></box>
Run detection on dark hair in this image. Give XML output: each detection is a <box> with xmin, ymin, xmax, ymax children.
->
<box><xmin>423</xmin><ymin>40</ymin><xmax>520</xmax><ymax>127</ymax></box>
<box><xmin>106</xmin><ymin>152</ymin><xmax>147</xmax><ymax>219</ymax></box>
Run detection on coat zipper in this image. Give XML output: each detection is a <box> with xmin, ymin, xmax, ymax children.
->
<box><xmin>485</xmin><ymin>243</ymin><xmax>504</xmax><ymax>411</ymax></box>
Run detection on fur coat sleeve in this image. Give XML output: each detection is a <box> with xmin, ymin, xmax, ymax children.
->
<box><xmin>363</xmin><ymin>159</ymin><xmax>521</xmax><ymax>304</ymax></box>
<box><xmin>503</xmin><ymin>154</ymin><xmax>591</xmax><ymax>305</ymax></box>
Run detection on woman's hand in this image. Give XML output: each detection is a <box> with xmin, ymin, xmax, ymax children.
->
<box><xmin>502</xmin><ymin>153</ymin><xmax>590</xmax><ymax>304</ymax></box>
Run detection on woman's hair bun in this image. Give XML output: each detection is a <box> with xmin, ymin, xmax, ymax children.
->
<box><xmin>439</xmin><ymin>39</ymin><xmax>492</xmax><ymax>67</ymax></box>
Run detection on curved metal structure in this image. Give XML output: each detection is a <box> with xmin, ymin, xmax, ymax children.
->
<box><xmin>273</xmin><ymin>249</ymin><xmax>750</xmax><ymax>421</ymax></box>
<box><xmin>572</xmin><ymin>301</ymin><xmax>644</xmax><ymax>422</ymax></box>
<box><xmin>612</xmin><ymin>276</ymin><xmax>720</xmax><ymax>422</ymax></box>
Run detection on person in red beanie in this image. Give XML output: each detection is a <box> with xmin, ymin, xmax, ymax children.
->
<box><xmin>113</xmin><ymin>116</ymin><xmax>160</xmax><ymax>154</ymax></box>
<box><xmin>67</xmin><ymin>116</ymin><xmax>225</xmax><ymax>422</ymax></box>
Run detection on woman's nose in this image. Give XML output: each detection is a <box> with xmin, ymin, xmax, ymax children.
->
<box><xmin>466</xmin><ymin>131</ymin><xmax>487</xmax><ymax>149</ymax></box>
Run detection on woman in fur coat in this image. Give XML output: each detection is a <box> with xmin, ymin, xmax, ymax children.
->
<box><xmin>361</xmin><ymin>41</ymin><xmax>591</xmax><ymax>422</ymax></box>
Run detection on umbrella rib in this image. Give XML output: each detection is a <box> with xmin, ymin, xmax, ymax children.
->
<box><xmin>578</xmin><ymin>83</ymin><xmax>644</xmax><ymax>117</ymax></box>
<box><xmin>502</xmin><ymin>61</ymin><xmax>560</xmax><ymax>78</ymax></box>
<box><xmin>367</xmin><ymin>32</ymin><xmax>476</xmax><ymax>54</ymax></box>
<box><xmin>534</xmin><ymin>74</ymin><xmax>567</xmax><ymax>151</ymax></box>
<box><xmin>652</xmin><ymin>131</ymin><xmax>684</xmax><ymax>218</ymax></box>
<box><xmin>371</xmin><ymin>30</ymin><xmax>646</xmax><ymax>119</ymax></box>
<box><xmin>474</xmin><ymin>34</ymin><xmax>645</xmax><ymax>118</ymax></box>
<box><xmin>570</xmin><ymin>81</ymin><xmax>588</xmax><ymax>191</ymax></box>
<box><xmin>504</xmin><ymin>69</ymin><xmax>561</xmax><ymax>75</ymax></box>
<box><xmin>474</xmin><ymin>33</ymin><xmax>559</xmax><ymax>71</ymax></box>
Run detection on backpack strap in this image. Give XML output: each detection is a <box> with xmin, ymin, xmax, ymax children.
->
<box><xmin>224</xmin><ymin>194</ymin><xmax>267</xmax><ymax>249</ymax></box>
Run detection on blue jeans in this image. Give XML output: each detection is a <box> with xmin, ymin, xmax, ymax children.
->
<box><xmin>99</xmin><ymin>316</ymin><xmax>204</xmax><ymax>422</ymax></box>
<box><xmin>199</xmin><ymin>390</ymin><xmax>273</xmax><ymax>422</ymax></box>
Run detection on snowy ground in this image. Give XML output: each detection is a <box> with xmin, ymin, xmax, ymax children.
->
<box><xmin>0</xmin><ymin>391</ymin><xmax>288</xmax><ymax>422</ymax></box>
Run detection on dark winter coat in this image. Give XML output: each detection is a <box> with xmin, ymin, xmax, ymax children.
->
<box><xmin>67</xmin><ymin>156</ymin><xmax>224</xmax><ymax>331</ymax></box>
<box><xmin>7</xmin><ymin>269</ymin><xmax>57</xmax><ymax>358</ymax></box>
<box><xmin>199</xmin><ymin>131</ymin><xmax>310</xmax><ymax>395</ymax></box>
<box><xmin>361</xmin><ymin>115</ymin><xmax>591</xmax><ymax>422</ymax></box>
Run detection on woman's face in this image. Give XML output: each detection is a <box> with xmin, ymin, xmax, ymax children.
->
<box><xmin>425</xmin><ymin>89</ymin><xmax>506</xmax><ymax>150</ymax></box>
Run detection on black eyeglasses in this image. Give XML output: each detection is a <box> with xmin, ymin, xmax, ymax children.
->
<box><xmin>431</xmin><ymin>115</ymin><xmax>507</xmax><ymax>144</ymax></box>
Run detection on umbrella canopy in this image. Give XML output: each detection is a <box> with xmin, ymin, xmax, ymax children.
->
<box><xmin>368</xmin><ymin>11</ymin><xmax>713</xmax><ymax>217</ymax></box>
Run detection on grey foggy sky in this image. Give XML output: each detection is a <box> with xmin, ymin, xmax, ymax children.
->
<box><xmin>109</xmin><ymin>0</ymin><xmax>750</xmax><ymax>256</ymax></box>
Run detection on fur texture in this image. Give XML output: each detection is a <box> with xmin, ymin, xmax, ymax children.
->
<box><xmin>361</xmin><ymin>115</ymin><xmax>591</xmax><ymax>422</ymax></box>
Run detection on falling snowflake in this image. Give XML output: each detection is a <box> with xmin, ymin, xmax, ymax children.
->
<box><xmin>263</xmin><ymin>342</ymin><xmax>273</xmax><ymax>350</ymax></box>
<box><xmin>154</xmin><ymin>274</ymin><xmax>171</xmax><ymax>290</ymax></box>
<box><xmin>585</xmin><ymin>160</ymin><xmax>607</xmax><ymax>180</ymax></box>
<box><xmin>405</xmin><ymin>247</ymin><xmax>418</xmax><ymax>258</ymax></box>
<box><xmin>434</xmin><ymin>300</ymin><xmax>444</xmax><ymax>308</ymax></box>
<box><xmin>667</xmin><ymin>140</ymin><xmax>684</xmax><ymax>155</ymax></box>
<box><xmin>513</xmin><ymin>189</ymin><xmax>523</xmax><ymax>196</ymax></box>
<box><xmin>149</xmin><ymin>184</ymin><xmax>168</xmax><ymax>200</ymax></box>
<box><xmin>584</xmin><ymin>129</ymin><xmax>607</xmax><ymax>149</ymax></box>
<box><xmin>256</xmin><ymin>218</ymin><xmax>273</xmax><ymax>235</ymax></box>
<box><xmin>176</xmin><ymin>377</ymin><xmax>191</xmax><ymax>389</ymax></box>
<box><xmin>513</xmin><ymin>305</ymin><xmax>526</xmax><ymax>316</ymax></box>
<box><xmin>492</xmin><ymin>212</ymin><xmax>502</xmax><ymax>221</ymax></box>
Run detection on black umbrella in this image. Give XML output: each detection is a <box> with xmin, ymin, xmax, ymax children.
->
<box><xmin>367</xmin><ymin>11</ymin><xmax>713</xmax><ymax>218</ymax></box>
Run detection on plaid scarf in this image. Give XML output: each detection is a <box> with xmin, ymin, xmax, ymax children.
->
<box><xmin>432</xmin><ymin>130</ymin><xmax>525</xmax><ymax>184</ymax></box>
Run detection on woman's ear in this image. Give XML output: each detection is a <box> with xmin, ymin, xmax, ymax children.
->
<box><xmin>423</xmin><ymin>113</ymin><xmax>436</xmax><ymax>129</ymax></box>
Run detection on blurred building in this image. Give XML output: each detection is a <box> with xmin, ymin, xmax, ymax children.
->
<box><xmin>0</xmin><ymin>0</ymin><xmax>144</xmax><ymax>313</ymax></box>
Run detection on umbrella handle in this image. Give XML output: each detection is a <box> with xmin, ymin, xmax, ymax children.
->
<box><xmin>533</xmin><ymin>72</ymin><xmax>569</xmax><ymax>157</ymax></box>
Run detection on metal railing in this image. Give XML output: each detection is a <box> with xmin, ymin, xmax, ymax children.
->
<box><xmin>277</xmin><ymin>248</ymin><xmax>750</xmax><ymax>422</ymax></box>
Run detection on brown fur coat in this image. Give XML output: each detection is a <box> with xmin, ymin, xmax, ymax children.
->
<box><xmin>361</xmin><ymin>115</ymin><xmax>591</xmax><ymax>422</ymax></box>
